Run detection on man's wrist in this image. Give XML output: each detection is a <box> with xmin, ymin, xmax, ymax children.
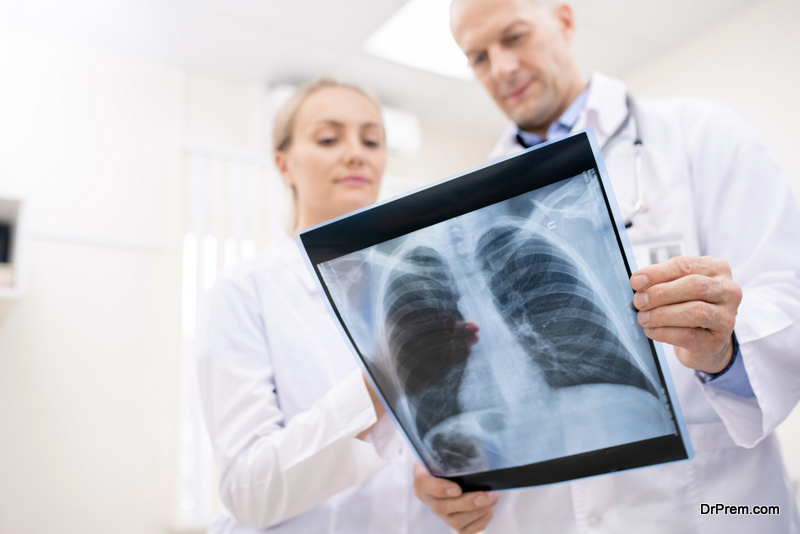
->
<box><xmin>700</xmin><ymin>336</ymin><xmax>736</xmax><ymax>376</ymax></box>
<box><xmin>695</xmin><ymin>332</ymin><xmax>755</xmax><ymax>399</ymax></box>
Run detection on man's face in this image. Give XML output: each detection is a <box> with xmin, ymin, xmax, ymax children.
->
<box><xmin>450</xmin><ymin>0</ymin><xmax>579</xmax><ymax>132</ymax></box>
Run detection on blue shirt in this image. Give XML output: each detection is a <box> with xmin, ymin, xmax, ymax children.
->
<box><xmin>515</xmin><ymin>88</ymin><xmax>589</xmax><ymax>148</ymax></box>
<box><xmin>515</xmin><ymin>89</ymin><xmax>755</xmax><ymax>399</ymax></box>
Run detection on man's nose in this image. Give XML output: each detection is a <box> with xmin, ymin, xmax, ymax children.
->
<box><xmin>489</xmin><ymin>46</ymin><xmax>520</xmax><ymax>81</ymax></box>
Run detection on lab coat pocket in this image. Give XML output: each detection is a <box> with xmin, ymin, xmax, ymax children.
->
<box><xmin>602</xmin><ymin>458</ymin><xmax>701</xmax><ymax>534</ymax></box>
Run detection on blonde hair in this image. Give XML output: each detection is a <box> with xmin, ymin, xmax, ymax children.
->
<box><xmin>272</xmin><ymin>78</ymin><xmax>382</xmax><ymax>154</ymax></box>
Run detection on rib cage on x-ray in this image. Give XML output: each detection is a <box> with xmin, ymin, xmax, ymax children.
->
<box><xmin>475</xmin><ymin>225</ymin><xmax>658</xmax><ymax>397</ymax></box>
<box><xmin>318</xmin><ymin>172</ymin><xmax>674</xmax><ymax>477</ymax></box>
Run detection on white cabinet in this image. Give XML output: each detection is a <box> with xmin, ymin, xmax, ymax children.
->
<box><xmin>0</xmin><ymin>195</ymin><xmax>26</xmax><ymax>298</ymax></box>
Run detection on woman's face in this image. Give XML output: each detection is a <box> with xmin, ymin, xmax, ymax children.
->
<box><xmin>276</xmin><ymin>87</ymin><xmax>386</xmax><ymax>231</ymax></box>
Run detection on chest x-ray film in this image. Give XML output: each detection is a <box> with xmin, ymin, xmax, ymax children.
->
<box><xmin>298</xmin><ymin>130</ymin><xmax>693</xmax><ymax>491</ymax></box>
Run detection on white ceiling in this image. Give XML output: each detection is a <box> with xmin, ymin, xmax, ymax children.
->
<box><xmin>0</xmin><ymin>0</ymin><xmax>762</xmax><ymax>138</ymax></box>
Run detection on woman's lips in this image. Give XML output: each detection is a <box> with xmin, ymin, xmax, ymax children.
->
<box><xmin>336</xmin><ymin>175</ymin><xmax>371</xmax><ymax>186</ymax></box>
<box><xmin>506</xmin><ymin>80</ymin><xmax>532</xmax><ymax>100</ymax></box>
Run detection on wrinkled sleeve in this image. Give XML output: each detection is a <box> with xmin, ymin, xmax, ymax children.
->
<box><xmin>196</xmin><ymin>271</ymin><xmax>399</xmax><ymax>529</ymax></box>
<box><xmin>687</xmin><ymin>101</ymin><xmax>800</xmax><ymax>447</ymax></box>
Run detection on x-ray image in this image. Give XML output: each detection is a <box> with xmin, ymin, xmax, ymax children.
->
<box><xmin>318</xmin><ymin>170</ymin><xmax>677</xmax><ymax>478</ymax></box>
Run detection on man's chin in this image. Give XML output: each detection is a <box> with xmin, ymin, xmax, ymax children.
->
<box><xmin>508</xmin><ymin>113</ymin><xmax>547</xmax><ymax>134</ymax></box>
<box><xmin>497</xmin><ymin>100</ymin><xmax>543</xmax><ymax>132</ymax></box>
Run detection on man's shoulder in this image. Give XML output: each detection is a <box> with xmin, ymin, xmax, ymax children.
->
<box><xmin>634</xmin><ymin>95</ymin><xmax>753</xmax><ymax>149</ymax></box>
<box><xmin>636</xmin><ymin>95</ymin><xmax>739</xmax><ymax>127</ymax></box>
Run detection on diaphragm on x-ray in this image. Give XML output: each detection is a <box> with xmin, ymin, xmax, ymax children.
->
<box><xmin>319</xmin><ymin>170</ymin><xmax>676</xmax><ymax>478</ymax></box>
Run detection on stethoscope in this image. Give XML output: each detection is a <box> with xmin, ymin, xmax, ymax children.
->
<box><xmin>516</xmin><ymin>94</ymin><xmax>646</xmax><ymax>228</ymax></box>
<box><xmin>602</xmin><ymin>94</ymin><xmax>646</xmax><ymax>229</ymax></box>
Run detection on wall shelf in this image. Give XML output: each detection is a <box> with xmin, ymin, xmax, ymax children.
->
<box><xmin>0</xmin><ymin>195</ymin><xmax>26</xmax><ymax>298</ymax></box>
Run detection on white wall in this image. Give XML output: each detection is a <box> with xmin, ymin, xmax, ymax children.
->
<box><xmin>0</xmin><ymin>29</ymin><xmax>184</xmax><ymax>534</ymax></box>
<box><xmin>623</xmin><ymin>0</ymin><xmax>800</xmax><ymax>199</ymax></box>
<box><xmin>622</xmin><ymin>0</ymin><xmax>800</xmax><ymax>497</ymax></box>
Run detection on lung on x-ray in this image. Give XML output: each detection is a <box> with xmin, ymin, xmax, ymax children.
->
<box><xmin>299</xmin><ymin>130</ymin><xmax>693</xmax><ymax>491</ymax></box>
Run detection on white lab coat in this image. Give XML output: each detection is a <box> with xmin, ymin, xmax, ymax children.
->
<box><xmin>482</xmin><ymin>72</ymin><xmax>800</xmax><ymax>533</ymax></box>
<box><xmin>196</xmin><ymin>234</ymin><xmax>450</xmax><ymax>533</ymax></box>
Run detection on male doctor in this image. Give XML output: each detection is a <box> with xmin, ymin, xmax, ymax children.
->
<box><xmin>413</xmin><ymin>0</ymin><xmax>800</xmax><ymax>532</ymax></box>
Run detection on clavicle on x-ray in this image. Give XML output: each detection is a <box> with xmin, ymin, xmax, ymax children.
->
<box><xmin>319</xmin><ymin>170</ymin><xmax>676</xmax><ymax>478</ymax></box>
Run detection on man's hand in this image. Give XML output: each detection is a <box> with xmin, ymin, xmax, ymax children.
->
<box><xmin>631</xmin><ymin>256</ymin><xmax>743</xmax><ymax>374</ymax></box>
<box><xmin>413</xmin><ymin>462</ymin><xmax>497</xmax><ymax>534</ymax></box>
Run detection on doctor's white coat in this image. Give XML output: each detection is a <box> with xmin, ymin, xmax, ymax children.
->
<box><xmin>482</xmin><ymin>72</ymin><xmax>800</xmax><ymax>534</ymax></box>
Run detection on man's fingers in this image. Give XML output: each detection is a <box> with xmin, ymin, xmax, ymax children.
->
<box><xmin>641</xmin><ymin>325</ymin><xmax>717</xmax><ymax>353</ymax></box>
<box><xmin>645</xmin><ymin>328</ymin><xmax>735</xmax><ymax>373</ymax></box>
<box><xmin>632</xmin><ymin>274</ymin><xmax>728</xmax><ymax>310</ymax></box>
<box><xmin>638</xmin><ymin>301</ymin><xmax>735</xmax><ymax>332</ymax></box>
<box><xmin>631</xmin><ymin>256</ymin><xmax>730</xmax><ymax>291</ymax></box>
<box><xmin>456</xmin><ymin>508</ymin><xmax>495</xmax><ymax>534</ymax></box>
<box><xmin>413</xmin><ymin>462</ymin><xmax>462</xmax><ymax>501</ymax></box>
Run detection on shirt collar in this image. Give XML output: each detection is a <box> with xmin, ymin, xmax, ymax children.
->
<box><xmin>558</xmin><ymin>87</ymin><xmax>589</xmax><ymax>130</ymax></box>
<box><xmin>515</xmin><ymin>86</ymin><xmax>589</xmax><ymax>147</ymax></box>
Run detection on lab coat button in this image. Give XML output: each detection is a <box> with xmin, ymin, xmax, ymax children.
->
<box><xmin>587</xmin><ymin>511</ymin><xmax>602</xmax><ymax>527</ymax></box>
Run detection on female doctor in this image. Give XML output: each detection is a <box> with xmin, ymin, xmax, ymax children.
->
<box><xmin>196</xmin><ymin>79</ymin><xmax>450</xmax><ymax>533</ymax></box>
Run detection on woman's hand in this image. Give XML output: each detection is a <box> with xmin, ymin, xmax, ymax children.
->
<box><xmin>413</xmin><ymin>462</ymin><xmax>498</xmax><ymax>534</ymax></box>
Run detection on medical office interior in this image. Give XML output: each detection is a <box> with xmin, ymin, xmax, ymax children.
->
<box><xmin>0</xmin><ymin>0</ymin><xmax>798</xmax><ymax>532</ymax></box>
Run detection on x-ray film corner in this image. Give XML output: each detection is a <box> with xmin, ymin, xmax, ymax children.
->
<box><xmin>299</xmin><ymin>130</ymin><xmax>693</xmax><ymax>490</ymax></box>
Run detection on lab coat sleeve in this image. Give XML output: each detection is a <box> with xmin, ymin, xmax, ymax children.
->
<box><xmin>686</xmin><ymin>100</ymin><xmax>800</xmax><ymax>447</ymax></box>
<box><xmin>196</xmin><ymin>270</ymin><xmax>400</xmax><ymax>529</ymax></box>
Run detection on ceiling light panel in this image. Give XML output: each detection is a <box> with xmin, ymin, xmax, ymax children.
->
<box><xmin>364</xmin><ymin>0</ymin><xmax>473</xmax><ymax>81</ymax></box>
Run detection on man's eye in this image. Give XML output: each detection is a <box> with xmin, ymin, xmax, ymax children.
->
<box><xmin>364</xmin><ymin>139</ymin><xmax>381</xmax><ymax>148</ymax></box>
<box><xmin>474</xmin><ymin>53</ymin><xmax>487</xmax><ymax>64</ymax></box>
<box><xmin>507</xmin><ymin>33</ymin><xmax>526</xmax><ymax>45</ymax></box>
<box><xmin>318</xmin><ymin>138</ymin><xmax>336</xmax><ymax>146</ymax></box>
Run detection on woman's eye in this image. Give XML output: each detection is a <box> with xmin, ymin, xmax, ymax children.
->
<box><xmin>317</xmin><ymin>137</ymin><xmax>337</xmax><ymax>146</ymax></box>
<box><xmin>364</xmin><ymin>139</ymin><xmax>381</xmax><ymax>148</ymax></box>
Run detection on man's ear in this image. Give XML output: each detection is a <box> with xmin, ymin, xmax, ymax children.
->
<box><xmin>553</xmin><ymin>4</ymin><xmax>576</xmax><ymax>45</ymax></box>
<box><xmin>275</xmin><ymin>151</ymin><xmax>293</xmax><ymax>187</ymax></box>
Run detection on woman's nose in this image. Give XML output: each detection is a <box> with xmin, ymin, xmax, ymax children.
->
<box><xmin>343</xmin><ymin>136</ymin><xmax>366</xmax><ymax>166</ymax></box>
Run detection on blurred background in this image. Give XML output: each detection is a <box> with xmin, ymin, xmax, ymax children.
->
<box><xmin>0</xmin><ymin>0</ymin><xmax>797</xmax><ymax>532</ymax></box>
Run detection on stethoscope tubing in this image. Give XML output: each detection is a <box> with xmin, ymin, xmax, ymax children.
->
<box><xmin>601</xmin><ymin>94</ymin><xmax>645</xmax><ymax>229</ymax></box>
